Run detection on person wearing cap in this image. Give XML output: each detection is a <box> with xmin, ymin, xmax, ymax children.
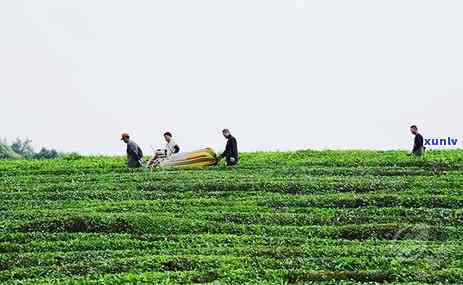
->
<box><xmin>219</xmin><ymin>129</ymin><xmax>239</xmax><ymax>166</ymax></box>
<box><xmin>121</xmin><ymin>133</ymin><xmax>144</xmax><ymax>168</ymax></box>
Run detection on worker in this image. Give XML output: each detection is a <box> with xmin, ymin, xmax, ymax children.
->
<box><xmin>163</xmin><ymin>132</ymin><xmax>180</xmax><ymax>157</ymax></box>
<box><xmin>220</xmin><ymin>129</ymin><xmax>239</xmax><ymax>166</ymax></box>
<box><xmin>409</xmin><ymin>125</ymin><xmax>425</xmax><ymax>156</ymax></box>
<box><xmin>148</xmin><ymin>132</ymin><xmax>181</xmax><ymax>167</ymax></box>
<box><xmin>121</xmin><ymin>133</ymin><xmax>144</xmax><ymax>168</ymax></box>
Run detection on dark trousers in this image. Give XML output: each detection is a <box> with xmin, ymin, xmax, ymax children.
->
<box><xmin>413</xmin><ymin>147</ymin><xmax>425</xmax><ymax>156</ymax></box>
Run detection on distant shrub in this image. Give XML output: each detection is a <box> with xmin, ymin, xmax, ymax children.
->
<box><xmin>33</xmin><ymin>147</ymin><xmax>59</xmax><ymax>159</ymax></box>
<box><xmin>10</xmin><ymin>138</ymin><xmax>35</xmax><ymax>159</ymax></box>
<box><xmin>0</xmin><ymin>142</ymin><xmax>21</xmax><ymax>159</ymax></box>
<box><xmin>0</xmin><ymin>138</ymin><xmax>60</xmax><ymax>160</ymax></box>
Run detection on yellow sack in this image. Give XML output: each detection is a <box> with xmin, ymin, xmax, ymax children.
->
<box><xmin>158</xmin><ymin>148</ymin><xmax>219</xmax><ymax>169</ymax></box>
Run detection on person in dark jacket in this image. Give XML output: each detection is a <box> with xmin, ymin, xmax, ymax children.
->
<box><xmin>409</xmin><ymin>125</ymin><xmax>425</xmax><ymax>156</ymax></box>
<box><xmin>220</xmin><ymin>129</ymin><xmax>239</xmax><ymax>166</ymax></box>
<box><xmin>121</xmin><ymin>133</ymin><xmax>144</xmax><ymax>168</ymax></box>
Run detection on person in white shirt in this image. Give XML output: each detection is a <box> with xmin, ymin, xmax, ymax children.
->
<box><xmin>148</xmin><ymin>132</ymin><xmax>180</xmax><ymax>167</ymax></box>
<box><xmin>163</xmin><ymin>132</ymin><xmax>180</xmax><ymax>157</ymax></box>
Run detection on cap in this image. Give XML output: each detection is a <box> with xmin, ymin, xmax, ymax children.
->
<box><xmin>121</xmin><ymin>133</ymin><xmax>130</xmax><ymax>140</ymax></box>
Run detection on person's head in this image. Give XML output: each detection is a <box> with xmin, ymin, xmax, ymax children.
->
<box><xmin>410</xmin><ymin>125</ymin><xmax>418</xmax><ymax>135</ymax></box>
<box><xmin>121</xmin><ymin>133</ymin><xmax>130</xmax><ymax>143</ymax></box>
<box><xmin>222</xmin><ymin>129</ymin><xmax>231</xmax><ymax>139</ymax></box>
<box><xmin>163</xmin><ymin>132</ymin><xmax>173</xmax><ymax>142</ymax></box>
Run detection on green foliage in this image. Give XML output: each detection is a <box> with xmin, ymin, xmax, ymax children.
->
<box><xmin>0</xmin><ymin>137</ymin><xmax>59</xmax><ymax>160</ymax></box>
<box><xmin>61</xmin><ymin>152</ymin><xmax>84</xmax><ymax>161</ymax></box>
<box><xmin>0</xmin><ymin>150</ymin><xmax>462</xmax><ymax>284</ymax></box>
<box><xmin>10</xmin><ymin>138</ymin><xmax>35</xmax><ymax>158</ymax></box>
<box><xmin>33</xmin><ymin>147</ymin><xmax>59</xmax><ymax>159</ymax></box>
<box><xmin>0</xmin><ymin>141</ymin><xmax>20</xmax><ymax>159</ymax></box>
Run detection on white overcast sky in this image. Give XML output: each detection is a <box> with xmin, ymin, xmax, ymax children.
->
<box><xmin>1</xmin><ymin>0</ymin><xmax>462</xmax><ymax>154</ymax></box>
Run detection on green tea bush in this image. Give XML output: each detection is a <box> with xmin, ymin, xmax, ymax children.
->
<box><xmin>0</xmin><ymin>150</ymin><xmax>462</xmax><ymax>284</ymax></box>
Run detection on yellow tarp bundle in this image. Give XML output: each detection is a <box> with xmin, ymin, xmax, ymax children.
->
<box><xmin>158</xmin><ymin>148</ymin><xmax>219</xmax><ymax>169</ymax></box>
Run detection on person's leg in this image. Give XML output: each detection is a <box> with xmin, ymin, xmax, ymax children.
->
<box><xmin>148</xmin><ymin>158</ymin><xmax>163</xmax><ymax>170</ymax></box>
<box><xmin>226</xmin><ymin>157</ymin><xmax>237</xmax><ymax>166</ymax></box>
<box><xmin>148</xmin><ymin>154</ymin><xmax>160</xmax><ymax>167</ymax></box>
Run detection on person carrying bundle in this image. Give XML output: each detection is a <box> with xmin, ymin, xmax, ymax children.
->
<box><xmin>219</xmin><ymin>129</ymin><xmax>239</xmax><ymax>166</ymax></box>
<box><xmin>148</xmin><ymin>132</ymin><xmax>180</xmax><ymax>168</ymax></box>
<box><xmin>120</xmin><ymin>133</ymin><xmax>144</xmax><ymax>168</ymax></box>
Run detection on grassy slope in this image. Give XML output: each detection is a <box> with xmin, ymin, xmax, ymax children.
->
<box><xmin>0</xmin><ymin>150</ymin><xmax>462</xmax><ymax>284</ymax></box>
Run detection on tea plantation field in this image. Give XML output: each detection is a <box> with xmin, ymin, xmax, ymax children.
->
<box><xmin>0</xmin><ymin>150</ymin><xmax>462</xmax><ymax>284</ymax></box>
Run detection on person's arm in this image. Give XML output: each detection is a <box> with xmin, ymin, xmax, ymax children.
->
<box><xmin>417</xmin><ymin>134</ymin><xmax>424</xmax><ymax>148</ymax></box>
<box><xmin>412</xmin><ymin>137</ymin><xmax>417</xmax><ymax>153</ymax></box>
<box><xmin>223</xmin><ymin>140</ymin><xmax>231</xmax><ymax>157</ymax></box>
<box><xmin>411</xmin><ymin>135</ymin><xmax>423</xmax><ymax>154</ymax></box>
<box><xmin>137</xmin><ymin>146</ymin><xmax>143</xmax><ymax>159</ymax></box>
<box><xmin>411</xmin><ymin>137</ymin><xmax>418</xmax><ymax>154</ymax></box>
<box><xmin>230</xmin><ymin>138</ymin><xmax>238</xmax><ymax>159</ymax></box>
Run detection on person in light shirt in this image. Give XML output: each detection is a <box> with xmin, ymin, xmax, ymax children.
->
<box><xmin>163</xmin><ymin>132</ymin><xmax>180</xmax><ymax>157</ymax></box>
<box><xmin>148</xmin><ymin>132</ymin><xmax>180</xmax><ymax>167</ymax></box>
